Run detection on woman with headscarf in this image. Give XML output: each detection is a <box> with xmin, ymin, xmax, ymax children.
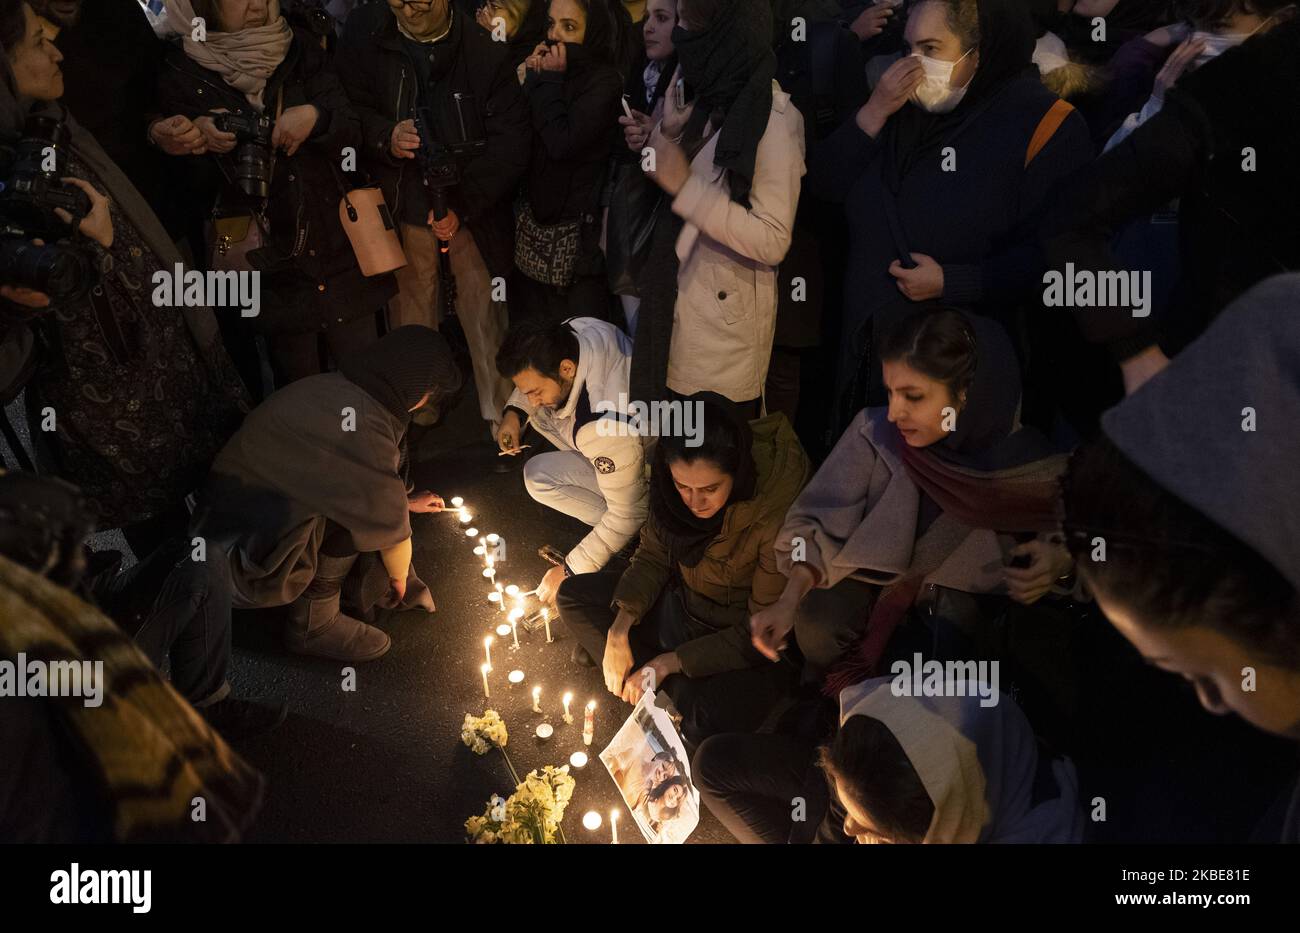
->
<box><xmin>1064</xmin><ymin>274</ymin><xmax>1300</xmax><ymax>842</ymax></box>
<box><xmin>755</xmin><ymin>307</ymin><xmax>1075</xmax><ymax>685</ymax></box>
<box><xmin>191</xmin><ymin>326</ymin><xmax>463</xmax><ymax>663</ymax></box>
<box><xmin>556</xmin><ymin>393</ymin><xmax>810</xmax><ymax>745</ymax></box>
<box><xmin>628</xmin><ymin>0</ymin><xmax>805</xmax><ymax>412</ymax></box>
<box><xmin>805</xmin><ymin>0</ymin><xmax>1092</xmax><ymax>428</ymax></box>
<box><xmin>512</xmin><ymin>0</ymin><xmax>627</xmax><ymax>322</ymax></box>
<box><xmin>0</xmin><ymin>0</ymin><xmax>248</xmax><ymax>553</ymax></box>
<box><xmin>694</xmin><ymin>675</ymin><xmax>1083</xmax><ymax>843</ymax></box>
<box><xmin>156</xmin><ymin>0</ymin><xmax>396</xmax><ymax>388</ymax></box>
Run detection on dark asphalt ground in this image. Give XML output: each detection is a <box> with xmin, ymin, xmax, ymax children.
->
<box><xmin>222</xmin><ymin>373</ymin><xmax>732</xmax><ymax>844</ymax></box>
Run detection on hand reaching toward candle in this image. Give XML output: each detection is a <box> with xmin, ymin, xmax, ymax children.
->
<box><xmin>622</xmin><ymin>652</ymin><xmax>679</xmax><ymax>705</ymax></box>
<box><xmin>408</xmin><ymin>491</ymin><xmax>444</xmax><ymax>513</ymax></box>
<box><xmin>536</xmin><ymin>564</ymin><xmax>566</xmax><ymax>605</ymax></box>
<box><xmin>603</xmin><ymin>612</ymin><xmax>637</xmax><ymax>696</ymax></box>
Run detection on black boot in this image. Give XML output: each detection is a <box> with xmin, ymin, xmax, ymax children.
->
<box><xmin>203</xmin><ymin>697</ymin><xmax>289</xmax><ymax>742</ymax></box>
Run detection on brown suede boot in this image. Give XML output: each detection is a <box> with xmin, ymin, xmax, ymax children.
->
<box><xmin>285</xmin><ymin>554</ymin><xmax>392</xmax><ymax>662</ymax></box>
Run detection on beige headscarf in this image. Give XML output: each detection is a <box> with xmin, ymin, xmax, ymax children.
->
<box><xmin>164</xmin><ymin>0</ymin><xmax>293</xmax><ymax>111</ymax></box>
<box><xmin>838</xmin><ymin>676</ymin><xmax>1083</xmax><ymax>844</ymax></box>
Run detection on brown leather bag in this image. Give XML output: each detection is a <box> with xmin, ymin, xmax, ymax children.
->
<box><xmin>338</xmin><ymin>187</ymin><xmax>407</xmax><ymax>277</ymax></box>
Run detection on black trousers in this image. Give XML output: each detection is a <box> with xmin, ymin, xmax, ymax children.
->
<box><xmin>556</xmin><ymin>571</ymin><xmax>797</xmax><ymax>748</ymax></box>
<box><xmin>692</xmin><ymin>730</ymin><xmax>852</xmax><ymax>844</ymax></box>
<box><xmin>91</xmin><ymin>537</ymin><xmax>233</xmax><ymax>706</ymax></box>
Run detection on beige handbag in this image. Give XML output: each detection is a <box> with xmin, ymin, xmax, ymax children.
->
<box><xmin>338</xmin><ymin>186</ymin><xmax>407</xmax><ymax>277</ymax></box>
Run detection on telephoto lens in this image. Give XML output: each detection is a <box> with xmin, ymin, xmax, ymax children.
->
<box><xmin>0</xmin><ymin>237</ymin><xmax>96</xmax><ymax>304</ymax></box>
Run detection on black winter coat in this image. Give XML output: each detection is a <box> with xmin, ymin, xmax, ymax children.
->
<box><xmin>521</xmin><ymin>47</ymin><xmax>624</xmax><ymax>226</ymax></box>
<box><xmin>335</xmin><ymin>4</ymin><xmax>532</xmax><ymax>280</ymax></box>
<box><xmin>157</xmin><ymin>29</ymin><xmax>396</xmax><ymax>334</ymax></box>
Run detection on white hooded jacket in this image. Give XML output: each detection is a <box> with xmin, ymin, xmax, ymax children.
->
<box><xmin>504</xmin><ymin>318</ymin><xmax>650</xmax><ymax>574</ymax></box>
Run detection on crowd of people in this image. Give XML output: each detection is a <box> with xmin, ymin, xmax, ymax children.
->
<box><xmin>0</xmin><ymin>0</ymin><xmax>1296</xmax><ymax>844</ymax></box>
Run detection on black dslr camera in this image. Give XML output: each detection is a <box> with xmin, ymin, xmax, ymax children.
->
<box><xmin>412</xmin><ymin>94</ymin><xmax>488</xmax><ymax>227</ymax></box>
<box><xmin>212</xmin><ymin>110</ymin><xmax>275</xmax><ymax>200</ymax></box>
<box><xmin>0</xmin><ymin>112</ymin><xmax>96</xmax><ymax>304</ymax></box>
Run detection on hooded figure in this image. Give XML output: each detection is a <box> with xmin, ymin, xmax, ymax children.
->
<box><xmin>805</xmin><ymin>0</ymin><xmax>1091</xmax><ymax>424</ymax></box>
<box><xmin>775</xmin><ymin>310</ymin><xmax>1071</xmax><ymax>687</ymax></box>
<box><xmin>0</xmin><ymin>2</ymin><xmax>249</xmax><ymax>532</ymax></box>
<box><xmin>837</xmin><ymin>675</ymin><xmax>1083</xmax><ymax>843</ymax></box>
<box><xmin>193</xmin><ymin>326</ymin><xmax>462</xmax><ymax>662</ymax></box>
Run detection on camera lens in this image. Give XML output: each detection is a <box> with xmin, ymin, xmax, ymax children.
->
<box><xmin>0</xmin><ymin>238</ymin><xmax>95</xmax><ymax>303</ymax></box>
<box><xmin>233</xmin><ymin>141</ymin><xmax>272</xmax><ymax>200</ymax></box>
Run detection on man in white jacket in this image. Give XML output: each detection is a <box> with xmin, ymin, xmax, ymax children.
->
<box><xmin>496</xmin><ymin>318</ymin><xmax>650</xmax><ymax>603</ymax></box>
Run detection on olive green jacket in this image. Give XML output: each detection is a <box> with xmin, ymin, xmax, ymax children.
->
<box><xmin>613</xmin><ymin>414</ymin><xmax>811</xmax><ymax>678</ymax></box>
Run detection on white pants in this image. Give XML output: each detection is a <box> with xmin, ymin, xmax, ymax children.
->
<box><xmin>523</xmin><ymin>451</ymin><xmax>606</xmax><ymax>527</ymax></box>
<box><xmin>389</xmin><ymin>223</ymin><xmax>512</xmax><ymax>424</ymax></box>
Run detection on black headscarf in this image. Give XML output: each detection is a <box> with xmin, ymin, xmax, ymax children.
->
<box><xmin>338</xmin><ymin>326</ymin><xmax>462</xmax><ymax>425</ymax></box>
<box><xmin>884</xmin><ymin>0</ymin><xmax>1037</xmax><ymax>190</ymax></box>
<box><xmin>671</xmin><ymin>0</ymin><xmax>776</xmax><ymax>205</ymax></box>
<box><xmin>648</xmin><ymin>392</ymin><xmax>759</xmax><ymax>567</ymax></box>
<box><xmin>930</xmin><ymin>312</ymin><xmax>1055</xmax><ymax>471</ymax></box>
<box><xmin>1052</xmin><ymin>0</ymin><xmax>1173</xmax><ymax>63</ymax></box>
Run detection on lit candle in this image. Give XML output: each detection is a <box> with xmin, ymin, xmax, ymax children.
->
<box><xmin>450</xmin><ymin>496</ymin><xmax>464</xmax><ymax>509</ymax></box>
<box><xmin>511</xmin><ymin>617</ymin><xmax>520</xmax><ymax>650</ymax></box>
<box><xmin>482</xmin><ymin>567</ymin><xmax>495</xmax><ymax>579</ymax></box>
<box><xmin>583</xmin><ymin>700</ymin><xmax>596</xmax><ymax>746</ymax></box>
<box><xmin>466</xmin><ymin>527</ymin><xmax>479</xmax><ymax>539</ymax></box>
<box><xmin>562</xmin><ymin>691</ymin><xmax>573</xmax><ymax>724</ymax></box>
<box><xmin>531</xmin><ymin>685</ymin><xmax>542</xmax><ymax>713</ymax></box>
<box><xmin>504</xmin><ymin>584</ymin><xmax>520</xmax><ymax>598</ymax></box>
<box><xmin>495</xmin><ymin>583</ymin><xmax>504</xmax><ymax>611</ymax></box>
<box><xmin>610</xmin><ymin>810</ymin><xmax>619</xmax><ymax>845</ymax></box>
<box><xmin>486</xmin><ymin>533</ymin><xmax>500</xmax><ymax>546</ymax></box>
<box><xmin>569</xmin><ymin>751</ymin><xmax>588</xmax><ymax>769</ymax></box>
<box><xmin>487</xmin><ymin>591</ymin><xmax>501</xmax><ymax>605</ymax></box>
<box><xmin>508</xmin><ymin>669</ymin><xmax>525</xmax><ymax>684</ymax></box>
<box><xmin>483</xmin><ymin>636</ymin><xmax>494</xmax><ymax>670</ymax></box>
<box><xmin>582</xmin><ymin>810</ymin><xmax>601</xmax><ymax>830</ymax></box>
<box><xmin>480</xmin><ymin>663</ymin><xmax>491</xmax><ymax>698</ymax></box>
<box><xmin>459</xmin><ymin>509</ymin><xmax>472</xmax><ymax>524</ymax></box>
<box><xmin>473</xmin><ymin>545</ymin><xmax>486</xmax><ymax>556</ymax></box>
<box><xmin>543</xmin><ymin>607</ymin><xmax>553</xmax><ymax>644</ymax></box>
<box><xmin>495</xmin><ymin>623</ymin><xmax>511</xmax><ymax>637</ymax></box>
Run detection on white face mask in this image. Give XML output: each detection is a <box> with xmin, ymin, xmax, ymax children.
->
<box><xmin>1189</xmin><ymin>15</ymin><xmax>1275</xmax><ymax>69</ymax></box>
<box><xmin>910</xmin><ymin>48</ymin><xmax>973</xmax><ymax>114</ymax></box>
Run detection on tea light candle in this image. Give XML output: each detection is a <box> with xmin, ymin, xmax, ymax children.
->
<box><xmin>562</xmin><ymin>691</ymin><xmax>573</xmax><ymax>724</ymax></box>
<box><xmin>531</xmin><ymin>685</ymin><xmax>542</xmax><ymax>713</ymax></box>
<box><xmin>480</xmin><ymin>663</ymin><xmax>491</xmax><ymax>698</ymax></box>
<box><xmin>482</xmin><ymin>567</ymin><xmax>495</xmax><ymax>579</ymax></box>
<box><xmin>508</xmin><ymin>669</ymin><xmax>525</xmax><ymax>684</ymax></box>
<box><xmin>486</xmin><ymin>533</ymin><xmax>500</xmax><ymax>546</ymax></box>
<box><xmin>543</xmin><ymin>607</ymin><xmax>553</xmax><ymax>644</ymax></box>
<box><xmin>610</xmin><ymin>810</ymin><xmax>620</xmax><ymax>844</ymax></box>
<box><xmin>459</xmin><ymin>509</ymin><xmax>472</xmax><ymax>524</ymax></box>
<box><xmin>582</xmin><ymin>810</ymin><xmax>601</xmax><ymax>831</ymax></box>
<box><xmin>569</xmin><ymin>751</ymin><xmax>588</xmax><ymax>769</ymax></box>
<box><xmin>495</xmin><ymin>623</ymin><xmax>511</xmax><ymax>637</ymax></box>
<box><xmin>583</xmin><ymin>700</ymin><xmax>596</xmax><ymax>746</ymax></box>
<box><xmin>474</xmin><ymin>545</ymin><xmax>486</xmax><ymax>556</ymax></box>
<box><xmin>535</xmin><ymin>722</ymin><xmax>553</xmax><ymax>740</ymax></box>
<box><xmin>483</xmin><ymin>636</ymin><xmax>493</xmax><ymax>670</ymax></box>
<box><xmin>504</xmin><ymin>584</ymin><xmax>520</xmax><ymax>598</ymax></box>
<box><xmin>450</xmin><ymin>496</ymin><xmax>464</xmax><ymax>508</ymax></box>
<box><xmin>487</xmin><ymin>591</ymin><xmax>501</xmax><ymax>605</ymax></box>
<box><xmin>465</xmin><ymin>527</ymin><xmax>479</xmax><ymax>538</ymax></box>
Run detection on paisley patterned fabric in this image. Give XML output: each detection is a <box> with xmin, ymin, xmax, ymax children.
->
<box><xmin>30</xmin><ymin>150</ymin><xmax>249</xmax><ymax>528</ymax></box>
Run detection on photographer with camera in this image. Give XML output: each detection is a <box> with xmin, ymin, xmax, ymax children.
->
<box><xmin>337</xmin><ymin>0</ymin><xmax>531</xmax><ymax>440</ymax></box>
<box><xmin>1</xmin><ymin>0</ymin><xmax>249</xmax><ymax>554</ymax></box>
<box><xmin>157</xmin><ymin>0</ymin><xmax>397</xmax><ymax>387</ymax></box>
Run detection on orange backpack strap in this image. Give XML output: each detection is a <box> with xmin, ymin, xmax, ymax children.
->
<box><xmin>1024</xmin><ymin>99</ymin><xmax>1075</xmax><ymax>168</ymax></box>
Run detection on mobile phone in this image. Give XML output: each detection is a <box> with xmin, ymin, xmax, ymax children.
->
<box><xmin>621</xmin><ymin>94</ymin><xmax>634</xmax><ymax>120</ymax></box>
<box><xmin>674</xmin><ymin>78</ymin><xmax>686</xmax><ymax>110</ymax></box>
